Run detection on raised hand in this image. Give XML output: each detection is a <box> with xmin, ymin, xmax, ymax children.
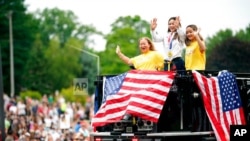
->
<box><xmin>175</xmin><ymin>16</ymin><xmax>181</xmax><ymax>28</ymax></box>
<box><xmin>194</xmin><ymin>27</ymin><xmax>201</xmax><ymax>38</ymax></box>
<box><xmin>150</xmin><ymin>18</ymin><xmax>158</xmax><ymax>30</ymax></box>
<box><xmin>116</xmin><ymin>45</ymin><xmax>121</xmax><ymax>54</ymax></box>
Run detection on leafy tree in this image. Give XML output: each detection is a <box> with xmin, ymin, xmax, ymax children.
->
<box><xmin>206</xmin><ymin>24</ymin><xmax>250</xmax><ymax>72</ymax></box>
<box><xmin>41</xmin><ymin>38</ymin><xmax>83</xmax><ymax>94</ymax></box>
<box><xmin>206</xmin><ymin>37</ymin><xmax>250</xmax><ymax>72</ymax></box>
<box><xmin>206</xmin><ymin>29</ymin><xmax>234</xmax><ymax>57</ymax></box>
<box><xmin>99</xmin><ymin>15</ymin><xmax>151</xmax><ymax>74</ymax></box>
<box><xmin>22</xmin><ymin>8</ymin><xmax>102</xmax><ymax>95</ymax></box>
<box><xmin>79</xmin><ymin>47</ymin><xmax>99</xmax><ymax>95</ymax></box>
<box><xmin>33</xmin><ymin>8</ymin><xmax>101</xmax><ymax>47</ymax></box>
<box><xmin>0</xmin><ymin>0</ymin><xmax>39</xmax><ymax>95</ymax></box>
<box><xmin>235</xmin><ymin>24</ymin><xmax>250</xmax><ymax>43</ymax></box>
<box><xmin>21</xmin><ymin>35</ymin><xmax>49</xmax><ymax>93</ymax></box>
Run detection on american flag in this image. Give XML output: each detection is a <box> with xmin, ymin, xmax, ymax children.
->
<box><xmin>192</xmin><ymin>70</ymin><xmax>246</xmax><ymax>141</ymax></box>
<box><xmin>91</xmin><ymin>70</ymin><xmax>175</xmax><ymax>127</ymax></box>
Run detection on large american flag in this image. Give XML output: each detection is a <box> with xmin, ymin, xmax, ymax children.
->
<box><xmin>192</xmin><ymin>70</ymin><xmax>246</xmax><ymax>141</ymax></box>
<box><xmin>91</xmin><ymin>70</ymin><xmax>175</xmax><ymax>128</ymax></box>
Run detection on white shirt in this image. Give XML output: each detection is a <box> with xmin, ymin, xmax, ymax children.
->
<box><xmin>17</xmin><ymin>102</ymin><xmax>26</xmax><ymax>115</ymax></box>
<box><xmin>79</xmin><ymin>128</ymin><xmax>90</xmax><ymax>137</ymax></box>
<box><xmin>59</xmin><ymin>113</ymin><xmax>71</xmax><ymax>129</ymax></box>
<box><xmin>150</xmin><ymin>28</ymin><xmax>186</xmax><ymax>61</ymax></box>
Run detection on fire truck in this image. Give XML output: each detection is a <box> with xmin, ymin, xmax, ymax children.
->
<box><xmin>90</xmin><ymin>70</ymin><xmax>250</xmax><ymax>141</ymax></box>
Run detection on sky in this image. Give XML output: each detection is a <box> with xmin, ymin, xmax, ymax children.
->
<box><xmin>24</xmin><ymin>0</ymin><xmax>250</xmax><ymax>51</ymax></box>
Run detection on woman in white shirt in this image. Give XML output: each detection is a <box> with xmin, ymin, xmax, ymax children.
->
<box><xmin>150</xmin><ymin>16</ymin><xmax>186</xmax><ymax>73</ymax></box>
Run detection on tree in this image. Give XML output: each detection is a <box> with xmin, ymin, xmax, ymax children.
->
<box><xmin>235</xmin><ymin>24</ymin><xmax>250</xmax><ymax>43</ymax></box>
<box><xmin>99</xmin><ymin>15</ymin><xmax>151</xmax><ymax>74</ymax></box>
<box><xmin>79</xmin><ymin>47</ymin><xmax>99</xmax><ymax>94</ymax></box>
<box><xmin>0</xmin><ymin>0</ymin><xmax>39</xmax><ymax>95</ymax></box>
<box><xmin>43</xmin><ymin>38</ymin><xmax>83</xmax><ymax>94</ymax></box>
<box><xmin>206</xmin><ymin>25</ymin><xmax>250</xmax><ymax>72</ymax></box>
<box><xmin>33</xmin><ymin>8</ymin><xmax>100</xmax><ymax>47</ymax></box>
<box><xmin>206</xmin><ymin>37</ymin><xmax>250</xmax><ymax>72</ymax></box>
<box><xmin>25</xmin><ymin>8</ymin><xmax>102</xmax><ymax>95</ymax></box>
<box><xmin>21</xmin><ymin>35</ymin><xmax>48</xmax><ymax>93</ymax></box>
<box><xmin>206</xmin><ymin>29</ymin><xmax>234</xmax><ymax>58</ymax></box>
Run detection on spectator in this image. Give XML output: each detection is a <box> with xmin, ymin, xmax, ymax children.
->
<box><xmin>79</xmin><ymin>120</ymin><xmax>90</xmax><ymax>141</ymax></box>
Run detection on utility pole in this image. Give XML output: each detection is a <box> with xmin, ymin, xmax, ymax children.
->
<box><xmin>7</xmin><ymin>11</ymin><xmax>15</xmax><ymax>97</ymax></box>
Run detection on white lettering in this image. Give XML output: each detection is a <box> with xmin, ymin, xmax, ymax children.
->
<box><xmin>234</xmin><ymin>129</ymin><xmax>241</xmax><ymax>136</ymax></box>
<box><xmin>234</xmin><ymin>129</ymin><xmax>247</xmax><ymax>136</ymax></box>
<box><xmin>241</xmin><ymin>129</ymin><xmax>247</xmax><ymax>136</ymax></box>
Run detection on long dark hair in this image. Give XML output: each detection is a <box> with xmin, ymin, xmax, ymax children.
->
<box><xmin>168</xmin><ymin>17</ymin><xmax>182</xmax><ymax>42</ymax></box>
<box><xmin>185</xmin><ymin>24</ymin><xmax>204</xmax><ymax>46</ymax></box>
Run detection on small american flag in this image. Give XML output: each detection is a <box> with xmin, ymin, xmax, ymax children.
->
<box><xmin>92</xmin><ymin>70</ymin><xmax>175</xmax><ymax>128</ymax></box>
<box><xmin>192</xmin><ymin>70</ymin><xmax>246</xmax><ymax>141</ymax></box>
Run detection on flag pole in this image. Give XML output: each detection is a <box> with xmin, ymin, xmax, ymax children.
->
<box><xmin>69</xmin><ymin>45</ymin><xmax>100</xmax><ymax>75</ymax></box>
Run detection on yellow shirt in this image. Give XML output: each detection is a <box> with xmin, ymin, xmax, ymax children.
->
<box><xmin>130</xmin><ymin>51</ymin><xmax>164</xmax><ymax>70</ymax></box>
<box><xmin>185</xmin><ymin>41</ymin><xmax>206</xmax><ymax>70</ymax></box>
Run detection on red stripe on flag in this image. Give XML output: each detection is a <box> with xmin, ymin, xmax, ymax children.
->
<box><xmin>92</xmin><ymin>70</ymin><xmax>175</xmax><ymax>127</ymax></box>
<box><xmin>192</xmin><ymin>70</ymin><xmax>246</xmax><ymax>141</ymax></box>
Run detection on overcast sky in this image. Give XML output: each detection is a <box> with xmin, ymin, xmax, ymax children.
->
<box><xmin>24</xmin><ymin>0</ymin><xmax>250</xmax><ymax>51</ymax></box>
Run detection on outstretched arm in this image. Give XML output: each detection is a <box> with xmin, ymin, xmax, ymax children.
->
<box><xmin>116</xmin><ymin>45</ymin><xmax>133</xmax><ymax>65</ymax></box>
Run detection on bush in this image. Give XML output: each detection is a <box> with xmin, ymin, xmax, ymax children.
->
<box><xmin>19</xmin><ymin>90</ymin><xmax>42</xmax><ymax>101</ymax></box>
<box><xmin>60</xmin><ymin>86</ymin><xmax>88</xmax><ymax>106</ymax></box>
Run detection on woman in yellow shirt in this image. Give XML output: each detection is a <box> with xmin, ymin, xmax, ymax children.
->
<box><xmin>116</xmin><ymin>37</ymin><xmax>164</xmax><ymax>71</ymax></box>
<box><xmin>185</xmin><ymin>24</ymin><xmax>206</xmax><ymax>70</ymax></box>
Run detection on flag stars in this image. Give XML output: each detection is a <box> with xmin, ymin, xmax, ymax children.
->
<box><xmin>192</xmin><ymin>70</ymin><xmax>246</xmax><ymax>141</ymax></box>
<box><xmin>219</xmin><ymin>72</ymin><xmax>241</xmax><ymax>111</ymax></box>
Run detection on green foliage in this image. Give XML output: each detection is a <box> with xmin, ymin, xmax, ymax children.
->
<box><xmin>20</xmin><ymin>7</ymin><xmax>100</xmax><ymax>95</ymax></box>
<box><xmin>21</xmin><ymin>36</ymin><xmax>49</xmax><ymax>93</ymax></box>
<box><xmin>206</xmin><ymin>28</ymin><xmax>250</xmax><ymax>72</ymax></box>
<box><xmin>60</xmin><ymin>86</ymin><xmax>87</xmax><ymax>106</ymax></box>
<box><xmin>19</xmin><ymin>90</ymin><xmax>42</xmax><ymax>101</ymax></box>
<box><xmin>33</xmin><ymin>8</ymin><xmax>78</xmax><ymax>46</ymax></box>
<box><xmin>206</xmin><ymin>29</ymin><xmax>234</xmax><ymax>57</ymax></box>
<box><xmin>28</xmin><ymin>8</ymin><xmax>101</xmax><ymax>95</ymax></box>
<box><xmin>79</xmin><ymin>47</ymin><xmax>98</xmax><ymax>94</ymax></box>
<box><xmin>1</xmin><ymin>0</ymin><xmax>250</xmax><ymax>98</ymax></box>
<box><xmin>100</xmin><ymin>15</ymin><xmax>151</xmax><ymax>75</ymax></box>
<box><xmin>235</xmin><ymin>24</ymin><xmax>250</xmax><ymax>43</ymax></box>
<box><xmin>33</xmin><ymin>8</ymin><xmax>100</xmax><ymax>47</ymax></box>
<box><xmin>0</xmin><ymin>0</ymin><xmax>40</xmax><ymax>94</ymax></box>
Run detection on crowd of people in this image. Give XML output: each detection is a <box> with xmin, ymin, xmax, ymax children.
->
<box><xmin>3</xmin><ymin>93</ymin><xmax>94</xmax><ymax>141</ymax></box>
